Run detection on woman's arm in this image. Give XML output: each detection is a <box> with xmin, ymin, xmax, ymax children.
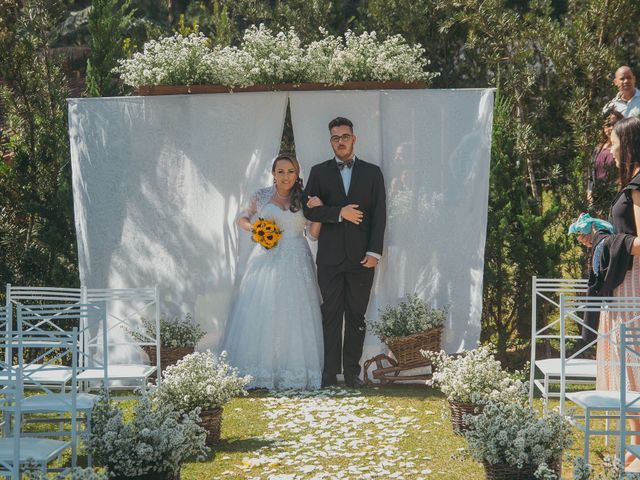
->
<box><xmin>237</xmin><ymin>215</ymin><xmax>253</xmax><ymax>232</ymax></box>
<box><xmin>308</xmin><ymin>222</ymin><xmax>321</xmax><ymax>240</ymax></box>
<box><xmin>306</xmin><ymin>196</ymin><xmax>323</xmax><ymax>240</ymax></box>
<box><xmin>236</xmin><ymin>192</ymin><xmax>259</xmax><ymax>232</ymax></box>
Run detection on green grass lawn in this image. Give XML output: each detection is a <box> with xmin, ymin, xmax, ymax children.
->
<box><xmin>180</xmin><ymin>385</ymin><xmax>616</xmax><ymax>480</ymax></box>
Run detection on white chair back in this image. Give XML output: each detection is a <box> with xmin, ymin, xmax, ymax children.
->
<box><xmin>560</xmin><ymin>295</ymin><xmax>640</xmax><ymax>413</ymax></box>
<box><xmin>529</xmin><ymin>276</ymin><xmax>589</xmax><ymax>404</ymax></box>
<box><xmin>0</xmin><ymin>322</ymin><xmax>80</xmax><ymax>477</ymax></box>
<box><xmin>619</xmin><ymin>323</ymin><xmax>640</xmax><ymax>469</ymax></box>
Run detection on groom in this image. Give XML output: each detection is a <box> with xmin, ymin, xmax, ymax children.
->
<box><xmin>303</xmin><ymin>117</ymin><xmax>386</xmax><ymax>388</ymax></box>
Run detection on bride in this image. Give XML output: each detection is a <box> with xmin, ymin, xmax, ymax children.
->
<box><xmin>223</xmin><ymin>153</ymin><xmax>324</xmax><ymax>390</ymax></box>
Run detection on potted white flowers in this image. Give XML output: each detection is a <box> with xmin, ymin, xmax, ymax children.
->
<box><xmin>154</xmin><ymin>350</ymin><xmax>251</xmax><ymax>445</ymax></box>
<box><xmin>133</xmin><ymin>313</ymin><xmax>205</xmax><ymax>381</ymax></box>
<box><xmin>465</xmin><ymin>400</ymin><xmax>573</xmax><ymax>480</ymax></box>
<box><xmin>369</xmin><ymin>294</ymin><xmax>446</xmax><ymax>367</ymax></box>
<box><xmin>115</xmin><ymin>25</ymin><xmax>437</xmax><ymax>93</ymax></box>
<box><xmin>86</xmin><ymin>393</ymin><xmax>208</xmax><ymax>480</ymax></box>
<box><xmin>424</xmin><ymin>345</ymin><xmax>527</xmax><ymax>434</ymax></box>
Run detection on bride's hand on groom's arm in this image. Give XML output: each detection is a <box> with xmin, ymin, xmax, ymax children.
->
<box><xmin>307</xmin><ymin>196</ymin><xmax>323</xmax><ymax>208</ymax></box>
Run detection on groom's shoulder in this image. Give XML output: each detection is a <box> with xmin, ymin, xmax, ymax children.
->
<box><xmin>311</xmin><ymin>159</ymin><xmax>336</xmax><ymax>171</ymax></box>
<box><xmin>356</xmin><ymin>158</ymin><xmax>383</xmax><ymax>173</ymax></box>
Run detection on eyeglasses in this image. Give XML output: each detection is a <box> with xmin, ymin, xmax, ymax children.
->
<box><xmin>330</xmin><ymin>134</ymin><xmax>353</xmax><ymax>143</ymax></box>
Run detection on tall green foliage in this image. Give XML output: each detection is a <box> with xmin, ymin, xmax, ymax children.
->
<box><xmin>0</xmin><ymin>0</ymin><xmax>78</xmax><ymax>289</ymax></box>
<box><xmin>481</xmin><ymin>94</ymin><xmax>565</xmax><ymax>359</ymax></box>
<box><xmin>85</xmin><ymin>0</ymin><xmax>133</xmax><ymax>97</ymax></box>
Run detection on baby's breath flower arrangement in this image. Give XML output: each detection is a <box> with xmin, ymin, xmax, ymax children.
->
<box><xmin>369</xmin><ymin>294</ymin><xmax>447</xmax><ymax>340</ymax></box>
<box><xmin>570</xmin><ymin>455</ymin><xmax>640</xmax><ymax>479</ymax></box>
<box><xmin>424</xmin><ymin>345</ymin><xmax>527</xmax><ymax>406</ymax></box>
<box><xmin>241</xmin><ymin>25</ymin><xmax>308</xmax><ymax>84</ymax></box>
<box><xmin>155</xmin><ymin>350</ymin><xmax>251</xmax><ymax>445</ymax></box>
<box><xmin>131</xmin><ymin>313</ymin><xmax>205</xmax><ymax>348</ymax></box>
<box><xmin>87</xmin><ymin>393</ymin><xmax>208</xmax><ymax>479</ymax></box>
<box><xmin>116</xmin><ymin>33</ymin><xmax>215</xmax><ymax>88</ymax></box>
<box><xmin>116</xmin><ymin>25</ymin><xmax>437</xmax><ymax>89</ymax></box>
<box><xmin>24</xmin><ymin>464</ymin><xmax>108</xmax><ymax>480</ymax></box>
<box><xmin>155</xmin><ymin>350</ymin><xmax>251</xmax><ymax>413</ymax></box>
<box><xmin>465</xmin><ymin>400</ymin><xmax>573</xmax><ymax>477</ymax></box>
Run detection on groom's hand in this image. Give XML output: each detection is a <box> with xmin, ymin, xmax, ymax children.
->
<box><xmin>360</xmin><ymin>255</ymin><xmax>378</xmax><ymax>268</ymax></box>
<box><xmin>340</xmin><ymin>204</ymin><xmax>363</xmax><ymax>224</ymax></box>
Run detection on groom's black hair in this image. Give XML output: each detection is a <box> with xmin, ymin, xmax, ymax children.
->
<box><xmin>328</xmin><ymin>117</ymin><xmax>353</xmax><ymax>131</ymax></box>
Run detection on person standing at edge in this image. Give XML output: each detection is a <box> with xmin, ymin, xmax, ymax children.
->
<box><xmin>303</xmin><ymin>117</ymin><xmax>387</xmax><ymax>389</ymax></box>
<box><xmin>603</xmin><ymin>66</ymin><xmax>640</xmax><ymax>118</ymax></box>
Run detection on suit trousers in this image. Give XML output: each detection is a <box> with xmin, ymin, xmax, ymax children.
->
<box><xmin>317</xmin><ymin>260</ymin><xmax>375</xmax><ymax>377</ymax></box>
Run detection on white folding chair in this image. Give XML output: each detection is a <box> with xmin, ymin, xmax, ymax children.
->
<box><xmin>5</xmin><ymin>285</ymin><xmax>83</xmax><ymax>391</ymax></box>
<box><xmin>562</xmin><ymin>295</ymin><xmax>640</xmax><ymax>462</ymax></box>
<box><xmin>529</xmin><ymin>276</ymin><xmax>593</xmax><ymax>412</ymax></box>
<box><xmin>6</xmin><ymin>284</ymin><xmax>161</xmax><ymax>396</ymax></box>
<box><xmin>620</xmin><ymin>323</ymin><xmax>640</xmax><ymax>476</ymax></box>
<box><xmin>0</xmin><ymin>328</ymin><xmax>80</xmax><ymax>478</ymax></box>
<box><xmin>13</xmin><ymin>303</ymin><xmax>108</xmax><ymax>467</ymax></box>
<box><xmin>80</xmin><ymin>287</ymin><xmax>160</xmax><ymax>393</ymax></box>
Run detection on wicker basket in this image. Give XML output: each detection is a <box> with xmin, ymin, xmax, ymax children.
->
<box><xmin>482</xmin><ymin>458</ymin><xmax>561</xmax><ymax>480</ymax></box>
<box><xmin>448</xmin><ymin>400</ymin><xmax>483</xmax><ymax>435</ymax></box>
<box><xmin>142</xmin><ymin>346</ymin><xmax>195</xmax><ymax>383</ymax></box>
<box><xmin>385</xmin><ymin>326</ymin><xmax>443</xmax><ymax>368</ymax></box>
<box><xmin>200</xmin><ymin>407</ymin><xmax>223</xmax><ymax>445</ymax></box>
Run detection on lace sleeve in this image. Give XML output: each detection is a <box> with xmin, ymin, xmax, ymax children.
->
<box><xmin>237</xmin><ymin>192</ymin><xmax>259</xmax><ymax>222</ymax></box>
<box><xmin>236</xmin><ymin>187</ymin><xmax>274</xmax><ymax>222</ymax></box>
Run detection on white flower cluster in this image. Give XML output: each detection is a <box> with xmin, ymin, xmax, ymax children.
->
<box><xmin>116</xmin><ymin>25</ymin><xmax>437</xmax><ymax>88</ymax></box>
<box><xmin>155</xmin><ymin>350</ymin><xmax>252</xmax><ymax>412</ymax></box>
<box><xmin>23</xmin><ymin>464</ymin><xmax>108</xmax><ymax>480</ymax></box>
<box><xmin>465</xmin><ymin>400</ymin><xmax>573</xmax><ymax>472</ymax></box>
<box><xmin>131</xmin><ymin>313</ymin><xmax>205</xmax><ymax>348</ymax></box>
<box><xmin>571</xmin><ymin>455</ymin><xmax>640</xmax><ymax>479</ymax></box>
<box><xmin>425</xmin><ymin>345</ymin><xmax>527</xmax><ymax>404</ymax></box>
<box><xmin>116</xmin><ymin>33</ymin><xmax>215</xmax><ymax>88</ymax></box>
<box><xmin>87</xmin><ymin>393</ymin><xmax>208</xmax><ymax>477</ymax></box>
<box><xmin>369</xmin><ymin>293</ymin><xmax>447</xmax><ymax>340</ymax></box>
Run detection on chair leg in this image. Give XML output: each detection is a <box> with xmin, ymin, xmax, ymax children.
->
<box><xmin>86</xmin><ymin>410</ymin><xmax>93</xmax><ymax>468</ymax></box>
<box><xmin>543</xmin><ymin>375</ymin><xmax>549</xmax><ymax>414</ymax></box>
<box><xmin>584</xmin><ymin>409</ymin><xmax>591</xmax><ymax>463</ymax></box>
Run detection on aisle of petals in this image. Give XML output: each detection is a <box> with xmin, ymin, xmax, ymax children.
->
<box><xmin>220</xmin><ymin>388</ymin><xmax>439</xmax><ymax>480</ymax></box>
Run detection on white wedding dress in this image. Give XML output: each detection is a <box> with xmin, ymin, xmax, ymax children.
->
<box><xmin>223</xmin><ymin>186</ymin><xmax>324</xmax><ymax>390</ymax></box>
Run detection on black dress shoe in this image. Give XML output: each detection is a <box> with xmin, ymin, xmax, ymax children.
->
<box><xmin>344</xmin><ymin>375</ymin><xmax>364</xmax><ymax>389</ymax></box>
<box><xmin>321</xmin><ymin>373</ymin><xmax>337</xmax><ymax>388</ymax></box>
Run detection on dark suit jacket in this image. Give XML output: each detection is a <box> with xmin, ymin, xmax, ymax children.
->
<box><xmin>303</xmin><ymin>157</ymin><xmax>386</xmax><ymax>266</ymax></box>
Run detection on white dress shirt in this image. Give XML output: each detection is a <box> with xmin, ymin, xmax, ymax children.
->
<box><xmin>603</xmin><ymin>88</ymin><xmax>640</xmax><ymax>117</ymax></box>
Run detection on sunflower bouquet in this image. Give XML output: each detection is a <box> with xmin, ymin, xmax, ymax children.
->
<box><xmin>251</xmin><ymin>218</ymin><xmax>283</xmax><ymax>249</ymax></box>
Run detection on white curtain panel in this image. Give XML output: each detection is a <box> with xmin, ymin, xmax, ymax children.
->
<box><xmin>290</xmin><ymin>89</ymin><xmax>494</xmax><ymax>354</ymax></box>
<box><xmin>68</xmin><ymin>92</ymin><xmax>288</xmax><ymax>358</ymax></box>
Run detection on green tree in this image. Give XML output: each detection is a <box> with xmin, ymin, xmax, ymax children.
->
<box><xmin>0</xmin><ymin>0</ymin><xmax>78</xmax><ymax>290</ymax></box>
<box><xmin>85</xmin><ymin>0</ymin><xmax>134</xmax><ymax>96</ymax></box>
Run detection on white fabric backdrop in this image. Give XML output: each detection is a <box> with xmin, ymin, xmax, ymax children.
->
<box><xmin>68</xmin><ymin>88</ymin><xmax>493</xmax><ymax>365</ymax></box>
<box><xmin>290</xmin><ymin>89</ymin><xmax>494</xmax><ymax>354</ymax></box>
<box><xmin>68</xmin><ymin>93</ymin><xmax>288</xmax><ymax>360</ymax></box>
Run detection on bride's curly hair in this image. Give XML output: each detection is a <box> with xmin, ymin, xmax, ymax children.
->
<box><xmin>272</xmin><ymin>153</ymin><xmax>304</xmax><ymax>213</ymax></box>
